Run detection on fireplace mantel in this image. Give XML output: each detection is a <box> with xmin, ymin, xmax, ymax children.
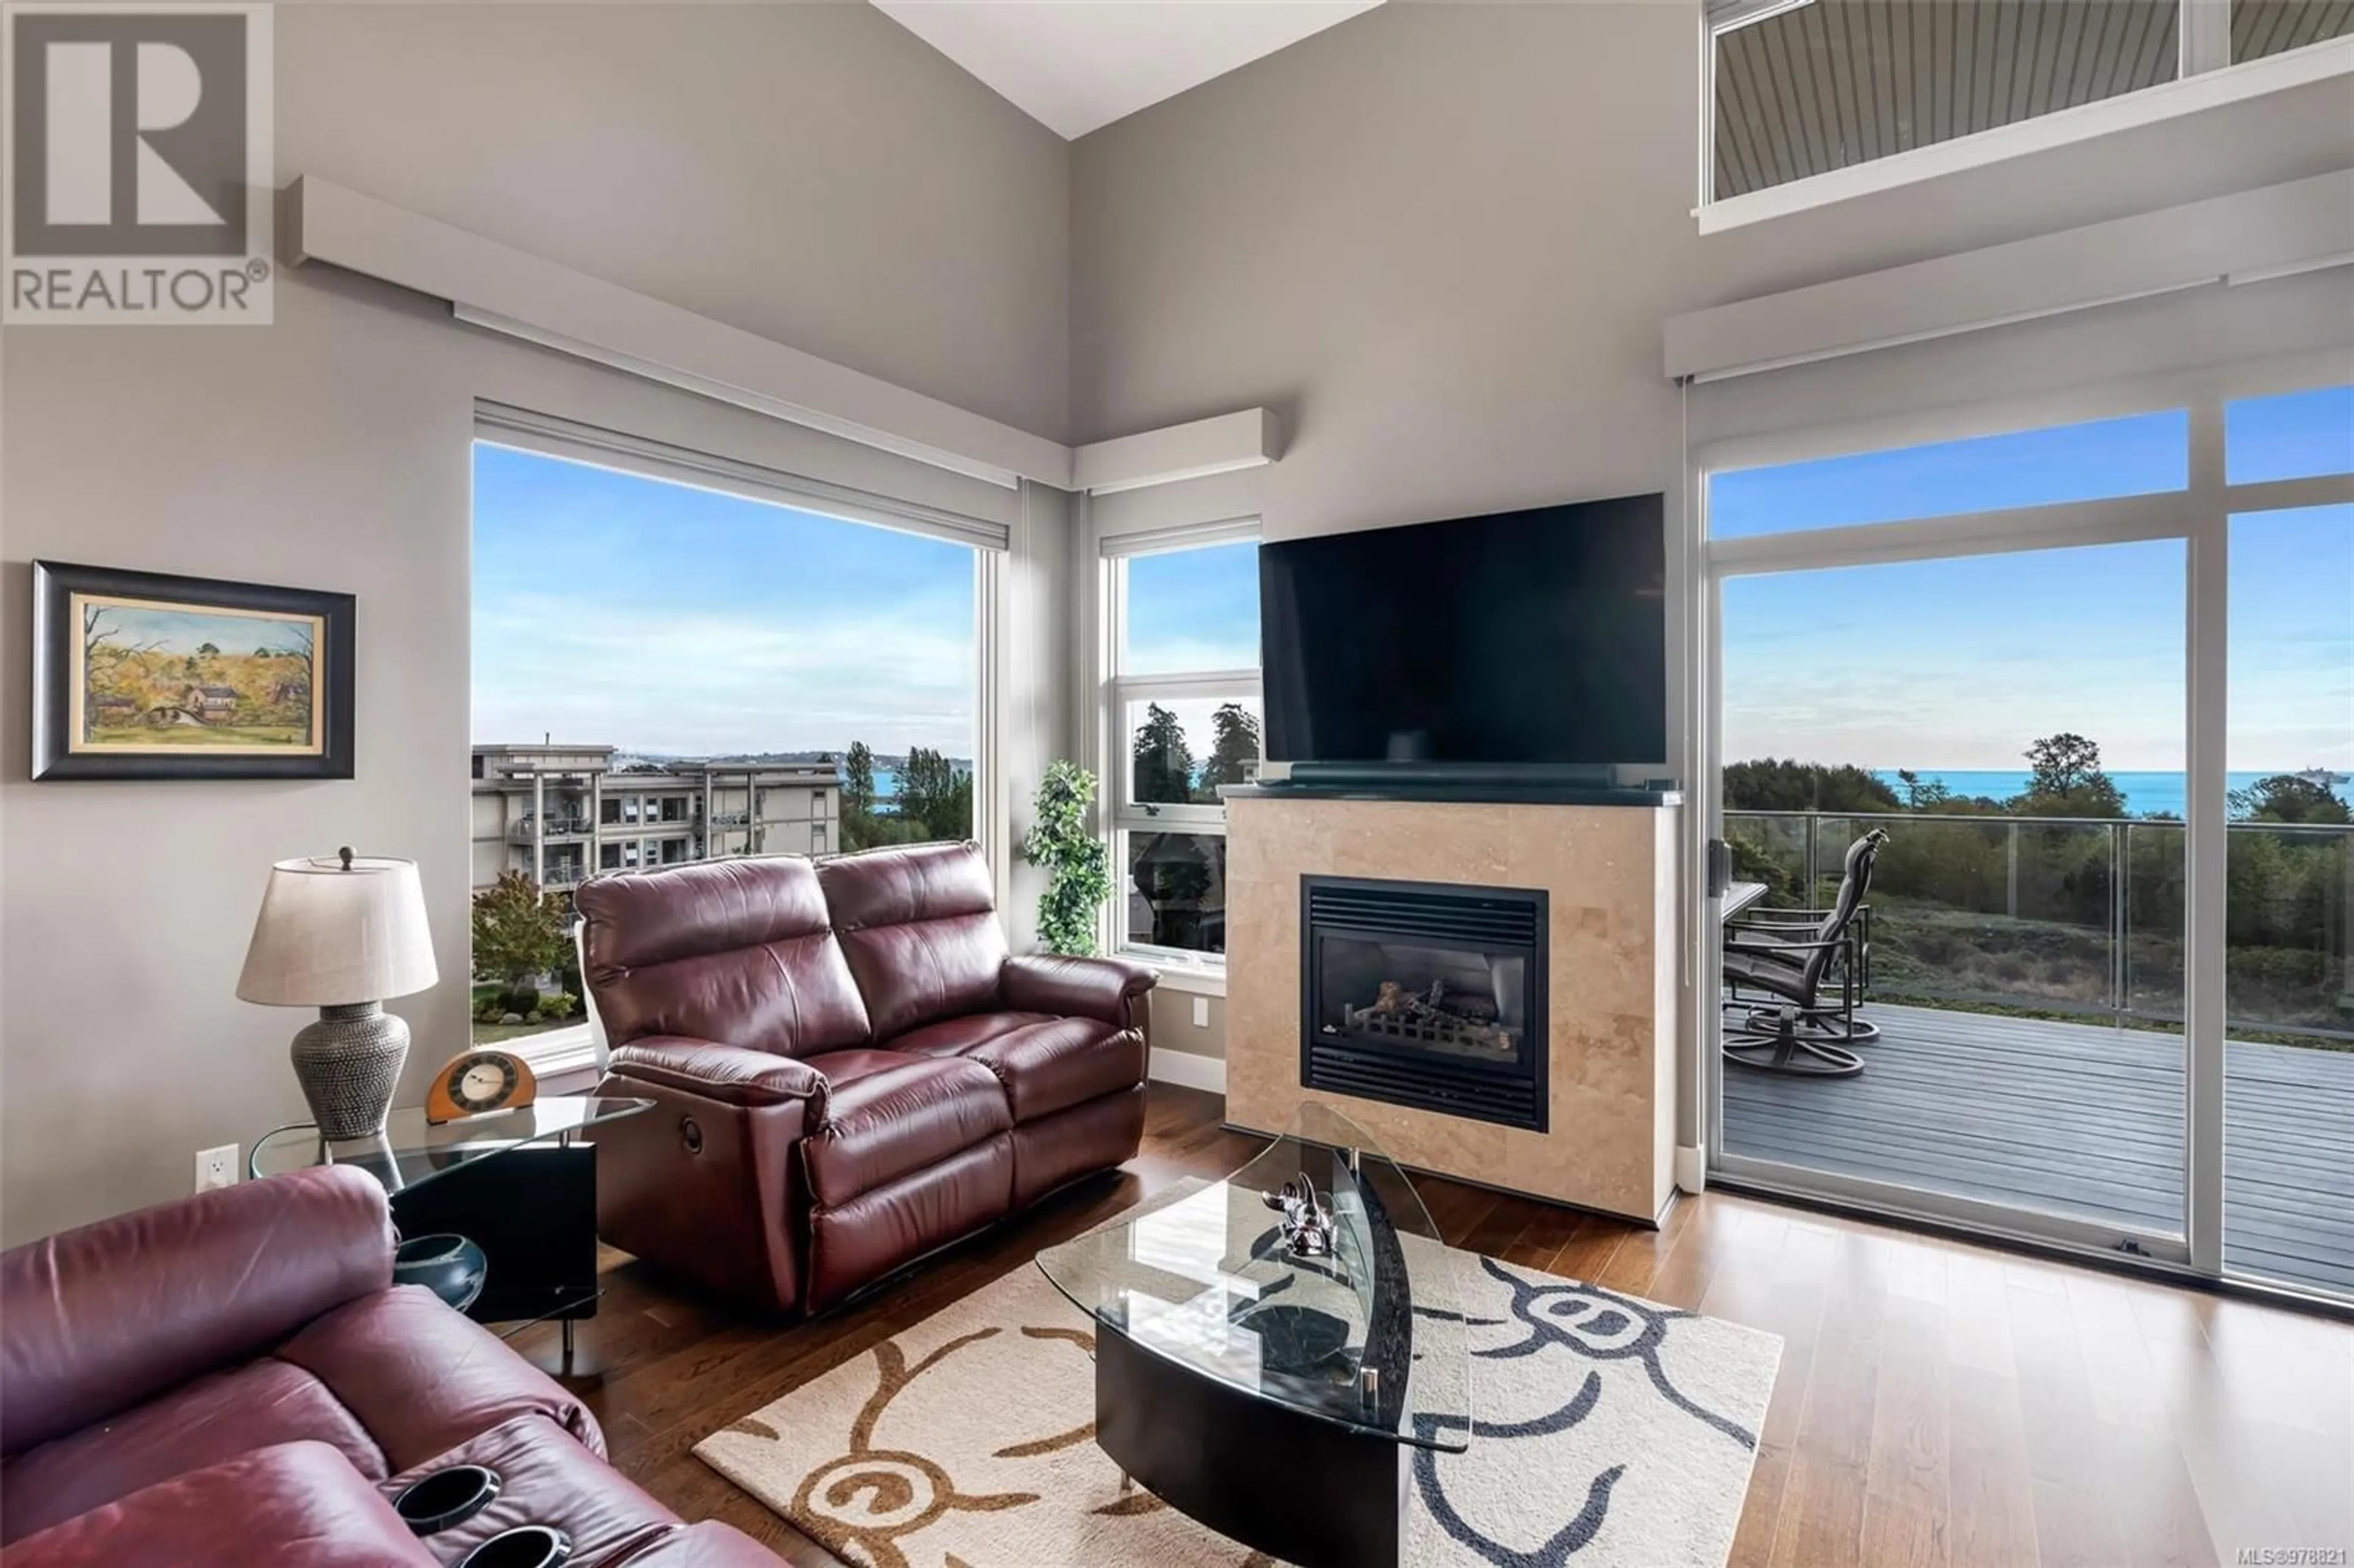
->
<box><xmin>1223</xmin><ymin>793</ymin><xmax>1680</xmax><ymax>1224</ymax></box>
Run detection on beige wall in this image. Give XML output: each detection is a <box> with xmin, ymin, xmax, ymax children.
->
<box><xmin>1070</xmin><ymin>1</ymin><xmax>2353</xmax><ymax>520</ymax></box>
<box><xmin>0</xmin><ymin>3</ymin><xmax>1072</xmax><ymax>1246</ymax></box>
<box><xmin>1147</xmin><ymin>985</ymin><xmax>1227</xmax><ymax>1059</ymax></box>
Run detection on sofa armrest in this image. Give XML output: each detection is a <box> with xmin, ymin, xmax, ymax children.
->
<box><xmin>1001</xmin><ymin>953</ymin><xmax>1158</xmax><ymax>1032</ymax></box>
<box><xmin>606</xmin><ymin>1037</ymin><xmax>832</xmax><ymax>1120</ymax></box>
<box><xmin>0</xmin><ymin>1440</ymin><xmax>435</xmax><ymax>1568</ymax></box>
<box><xmin>0</xmin><ymin>1165</ymin><xmax>394</xmax><ymax>1460</ymax></box>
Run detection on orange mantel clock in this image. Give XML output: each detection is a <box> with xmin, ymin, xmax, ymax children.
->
<box><xmin>423</xmin><ymin>1048</ymin><xmax>539</xmax><ymax>1124</ymax></box>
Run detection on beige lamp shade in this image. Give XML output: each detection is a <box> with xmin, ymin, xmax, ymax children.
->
<box><xmin>237</xmin><ymin>853</ymin><xmax>440</xmax><ymax>1007</ymax></box>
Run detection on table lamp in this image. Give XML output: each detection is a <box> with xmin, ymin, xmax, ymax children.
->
<box><xmin>237</xmin><ymin>848</ymin><xmax>439</xmax><ymax>1140</ymax></box>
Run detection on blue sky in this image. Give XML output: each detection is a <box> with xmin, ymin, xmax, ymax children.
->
<box><xmin>1718</xmin><ymin>387</ymin><xmax>2353</xmax><ymax>773</ymax></box>
<box><xmin>472</xmin><ymin>443</ymin><xmax>975</xmax><ymax>756</ymax></box>
<box><xmin>1125</xmin><ymin>541</ymin><xmax>1260</xmax><ymax>674</ymax></box>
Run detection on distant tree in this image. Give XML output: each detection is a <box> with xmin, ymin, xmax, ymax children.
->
<box><xmin>2020</xmin><ymin>733</ymin><xmax>2125</xmax><ymax>818</ymax></box>
<box><xmin>196</xmin><ymin>641</ymin><xmax>220</xmax><ymax>656</ymax></box>
<box><xmin>1895</xmin><ymin>768</ymin><xmax>1952</xmax><ymax>810</ymax></box>
<box><xmin>1132</xmin><ymin>703</ymin><xmax>1195</xmax><ymax>805</ymax></box>
<box><xmin>470</xmin><ymin>872</ymin><xmax>569</xmax><ymax>990</ymax></box>
<box><xmin>1195</xmin><ymin>702</ymin><xmax>1260</xmax><ymax>801</ymax></box>
<box><xmin>895</xmin><ymin>747</ymin><xmax>972</xmax><ymax>841</ymax></box>
<box><xmin>2230</xmin><ymin>774</ymin><xmax>2352</xmax><ymax>825</ymax></box>
<box><xmin>1721</xmin><ymin>758</ymin><xmax>1900</xmax><ymax>813</ymax></box>
<box><xmin>842</xmin><ymin>742</ymin><xmax>875</xmax><ymax>820</ymax></box>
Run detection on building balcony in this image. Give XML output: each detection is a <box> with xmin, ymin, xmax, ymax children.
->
<box><xmin>509</xmin><ymin>818</ymin><xmax>592</xmax><ymax>842</ymax></box>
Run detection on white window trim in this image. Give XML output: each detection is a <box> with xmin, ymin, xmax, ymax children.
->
<box><xmin>1092</xmin><ymin>524</ymin><xmax>1264</xmax><ymax>971</ymax></box>
<box><xmin>1695</xmin><ymin>23</ymin><xmax>2354</xmax><ymax>236</ymax></box>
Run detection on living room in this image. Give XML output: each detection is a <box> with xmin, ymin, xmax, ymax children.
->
<box><xmin>2</xmin><ymin>1</ymin><xmax>2350</xmax><ymax>1564</ymax></box>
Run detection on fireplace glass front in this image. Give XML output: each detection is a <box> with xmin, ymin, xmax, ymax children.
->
<box><xmin>1301</xmin><ymin>875</ymin><xmax>1548</xmax><ymax>1132</ymax></box>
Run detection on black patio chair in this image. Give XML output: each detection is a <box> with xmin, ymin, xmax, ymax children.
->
<box><xmin>1722</xmin><ymin>828</ymin><xmax>1888</xmax><ymax>1078</ymax></box>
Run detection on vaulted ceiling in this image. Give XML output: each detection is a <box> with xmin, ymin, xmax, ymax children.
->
<box><xmin>872</xmin><ymin>0</ymin><xmax>1382</xmax><ymax>140</ymax></box>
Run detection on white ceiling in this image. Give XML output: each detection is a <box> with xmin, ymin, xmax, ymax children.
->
<box><xmin>872</xmin><ymin>1</ymin><xmax>1384</xmax><ymax>140</ymax></box>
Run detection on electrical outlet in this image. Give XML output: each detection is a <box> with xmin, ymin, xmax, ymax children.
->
<box><xmin>1192</xmin><ymin>995</ymin><xmax>1210</xmax><ymax>1029</ymax></box>
<box><xmin>196</xmin><ymin>1144</ymin><xmax>239</xmax><ymax>1193</ymax></box>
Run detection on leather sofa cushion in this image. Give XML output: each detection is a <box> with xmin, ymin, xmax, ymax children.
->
<box><xmin>885</xmin><ymin>1012</ymin><xmax>1053</xmax><ymax>1056</ymax></box>
<box><xmin>889</xmin><ymin>1015</ymin><xmax>1147</xmax><ymax>1124</ymax></box>
<box><xmin>0</xmin><ymin>1358</ymin><xmax>387</xmax><ymax>1544</ymax></box>
<box><xmin>806</xmin><ymin>1138</ymin><xmax>1014</xmax><ymax>1313</ymax></box>
<box><xmin>801</xmin><ymin>1053</ymin><xmax>1011</xmax><ymax>1209</ymax></box>
<box><xmin>274</xmin><ymin>1287</ymin><xmax>601</xmax><ymax>1471</ymax></box>
<box><xmin>817</xmin><ymin>844</ymin><xmax>1008</xmax><ymax>1040</ymax></box>
<box><xmin>1</xmin><ymin>1441</ymin><xmax>435</xmax><ymax>1568</ymax></box>
<box><xmin>373</xmin><ymin>1414</ymin><xmax>676</xmax><ymax>1568</ymax></box>
<box><xmin>0</xmin><ymin>1166</ymin><xmax>392</xmax><ymax>1460</ymax></box>
<box><xmin>579</xmin><ymin>858</ymin><xmax>870</xmax><ymax>1056</ymax></box>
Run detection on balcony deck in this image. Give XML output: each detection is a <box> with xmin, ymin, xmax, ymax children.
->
<box><xmin>1721</xmin><ymin>1000</ymin><xmax>2354</xmax><ymax>1296</ymax></box>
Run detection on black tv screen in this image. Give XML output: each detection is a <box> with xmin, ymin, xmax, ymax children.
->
<box><xmin>1260</xmin><ymin>494</ymin><xmax>1666</xmax><ymax>767</ymax></box>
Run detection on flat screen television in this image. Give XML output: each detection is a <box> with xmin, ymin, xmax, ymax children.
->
<box><xmin>1260</xmin><ymin>493</ymin><xmax>1666</xmax><ymax>769</ymax></box>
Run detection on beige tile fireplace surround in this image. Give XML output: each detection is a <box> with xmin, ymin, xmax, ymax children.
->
<box><xmin>1224</xmin><ymin>794</ymin><xmax>1682</xmax><ymax>1223</ymax></box>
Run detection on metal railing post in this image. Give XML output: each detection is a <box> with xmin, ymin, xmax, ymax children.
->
<box><xmin>2110</xmin><ymin>820</ymin><xmax>2126</xmax><ymax>1021</ymax></box>
<box><xmin>2006</xmin><ymin>820</ymin><xmax>2019</xmax><ymax>919</ymax></box>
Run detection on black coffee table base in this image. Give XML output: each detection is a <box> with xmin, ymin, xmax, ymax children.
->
<box><xmin>1095</xmin><ymin>1323</ymin><xmax>1407</xmax><ymax>1568</ymax></box>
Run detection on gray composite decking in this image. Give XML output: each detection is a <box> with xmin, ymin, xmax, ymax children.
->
<box><xmin>1721</xmin><ymin>1001</ymin><xmax>2354</xmax><ymax>1296</ymax></box>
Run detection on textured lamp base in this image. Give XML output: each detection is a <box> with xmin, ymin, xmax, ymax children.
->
<box><xmin>291</xmin><ymin>1001</ymin><xmax>409</xmax><ymax>1139</ymax></box>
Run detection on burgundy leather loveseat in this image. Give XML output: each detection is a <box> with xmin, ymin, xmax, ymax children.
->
<box><xmin>0</xmin><ymin>1166</ymin><xmax>780</xmax><ymax>1568</ymax></box>
<box><xmin>581</xmin><ymin>840</ymin><xmax>1154</xmax><ymax>1315</ymax></box>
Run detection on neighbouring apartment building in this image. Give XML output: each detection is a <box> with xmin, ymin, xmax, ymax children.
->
<box><xmin>469</xmin><ymin>743</ymin><xmax>841</xmax><ymax>897</ymax></box>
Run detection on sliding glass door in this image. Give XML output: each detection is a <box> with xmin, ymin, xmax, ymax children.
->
<box><xmin>1702</xmin><ymin>371</ymin><xmax>2354</xmax><ymax>1301</ymax></box>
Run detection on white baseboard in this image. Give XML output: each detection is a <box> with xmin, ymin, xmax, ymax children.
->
<box><xmin>1675</xmin><ymin>1144</ymin><xmax>1708</xmax><ymax>1195</ymax></box>
<box><xmin>1149</xmin><ymin>1047</ymin><xmax>1228</xmax><ymax>1095</ymax></box>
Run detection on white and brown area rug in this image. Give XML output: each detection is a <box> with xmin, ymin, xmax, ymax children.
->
<box><xmin>696</xmin><ymin>1233</ymin><xmax>1781</xmax><ymax>1568</ymax></box>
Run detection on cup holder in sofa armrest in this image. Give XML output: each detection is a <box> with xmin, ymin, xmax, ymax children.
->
<box><xmin>455</xmin><ymin>1526</ymin><xmax>573</xmax><ymax>1568</ymax></box>
<box><xmin>392</xmin><ymin>1464</ymin><xmax>502</xmax><ymax>1534</ymax></box>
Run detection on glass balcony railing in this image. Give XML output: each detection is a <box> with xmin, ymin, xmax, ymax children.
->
<box><xmin>1725</xmin><ymin>809</ymin><xmax>2353</xmax><ymax>1045</ymax></box>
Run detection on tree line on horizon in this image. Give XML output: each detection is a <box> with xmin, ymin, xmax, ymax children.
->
<box><xmin>1724</xmin><ymin>732</ymin><xmax>2350</xmax><ymax>826</ymax></box>
<box><xmin>1725</xmin><ymin>732</ymin><xmax>2352</xmax><ymax>1042</ymax></box>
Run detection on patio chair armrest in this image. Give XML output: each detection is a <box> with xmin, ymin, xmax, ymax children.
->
<box><xmin>1725</xmin><ymin>935</ymin><xmax>1845</xmax><ymax>956</ymax></box>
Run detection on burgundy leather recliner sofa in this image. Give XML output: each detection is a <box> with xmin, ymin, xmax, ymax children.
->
<box><xmin>0</xmin><ymin>1165</ymin><xmax>781</xmax><ymax>1567</ymax></box>
<box><xmin>580</xmin><ymin>840</ymin><xmax>1156</xmax><ymax>1315</ymax></box>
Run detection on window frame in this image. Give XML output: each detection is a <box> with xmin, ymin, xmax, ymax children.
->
<box><xmin>1096</xmin><ymin>524</ymin><xmax>1263</xmax><ymax>972</ymax></box>
<box><xmin>1689</xmin><ymin>349</ymin><xmax>2354</xmax><ymax>1295</ymax></box>
<box><xmin>471</xmin><ymin>407</ymin><xmax>1004</xmax><ymax>1071</ymax></box>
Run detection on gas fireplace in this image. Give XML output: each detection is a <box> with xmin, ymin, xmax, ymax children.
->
<box><xmin>1300</xmin><ymin>875</ymin><xmax>1548</xmax><ymax>1132</ymax></box>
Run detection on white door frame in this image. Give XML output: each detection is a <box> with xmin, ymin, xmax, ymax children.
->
<box><xmin>1686</xmin><ymin>354</ymin><xmax>2354</xmax><ymax>1291</ymax></box>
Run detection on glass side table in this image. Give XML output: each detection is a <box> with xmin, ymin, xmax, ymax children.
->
<box><xmin>253</xmin><ymin>1094</ymin><xmax>652</xmax><ymax>1361</ymax></box>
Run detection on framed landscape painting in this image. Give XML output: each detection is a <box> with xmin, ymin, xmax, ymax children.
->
<box><xmin>31</xmin><ymin>561</ymin><xmax>355</xmax><ymax>780</ymax></box>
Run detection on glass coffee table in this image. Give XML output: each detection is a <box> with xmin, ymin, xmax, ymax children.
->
<box><xmin>1035</xmin><ymin>1103</ymin><xmax>1468</xmax><ymax>1568</ymax></box>
<box><xmin>253</xmin><ymin>1095</ymin><xmax>651</xmax><ymax>1358</ymax></box>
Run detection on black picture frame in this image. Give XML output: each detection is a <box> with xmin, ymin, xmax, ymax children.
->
<box><xmin>31</xmin><ymin>560</ymin><xmax>356</xmax><ymax>781</ymax></box>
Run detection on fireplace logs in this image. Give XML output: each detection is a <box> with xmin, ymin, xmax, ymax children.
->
<box><xmin>1349</xmin><ymin>977</ymin><xmax>1515</xmax><ymax>1056</ymax></box>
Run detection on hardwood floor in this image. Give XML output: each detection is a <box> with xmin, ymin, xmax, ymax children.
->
<box><xmin>510</xmin><ymin>1084</ymin><xmax>2354</xmax><ymax>1566</ymax></box>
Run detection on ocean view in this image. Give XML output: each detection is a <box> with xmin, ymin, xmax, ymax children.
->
<box><xmin>1867</xmin><ymin>769</ymin><xmax>2345</xmax><ymax>819</ymax></box>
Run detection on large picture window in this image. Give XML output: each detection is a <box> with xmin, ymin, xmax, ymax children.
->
<box><xmin>470</xmin><ymin>436</ymin><xmax>981</xmax><ymax>1060</ymax></box>
<box><xmin>1105</xmin><ymin>533</ymin><xmax>1261</xmax><ymax>967</ymax></box>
